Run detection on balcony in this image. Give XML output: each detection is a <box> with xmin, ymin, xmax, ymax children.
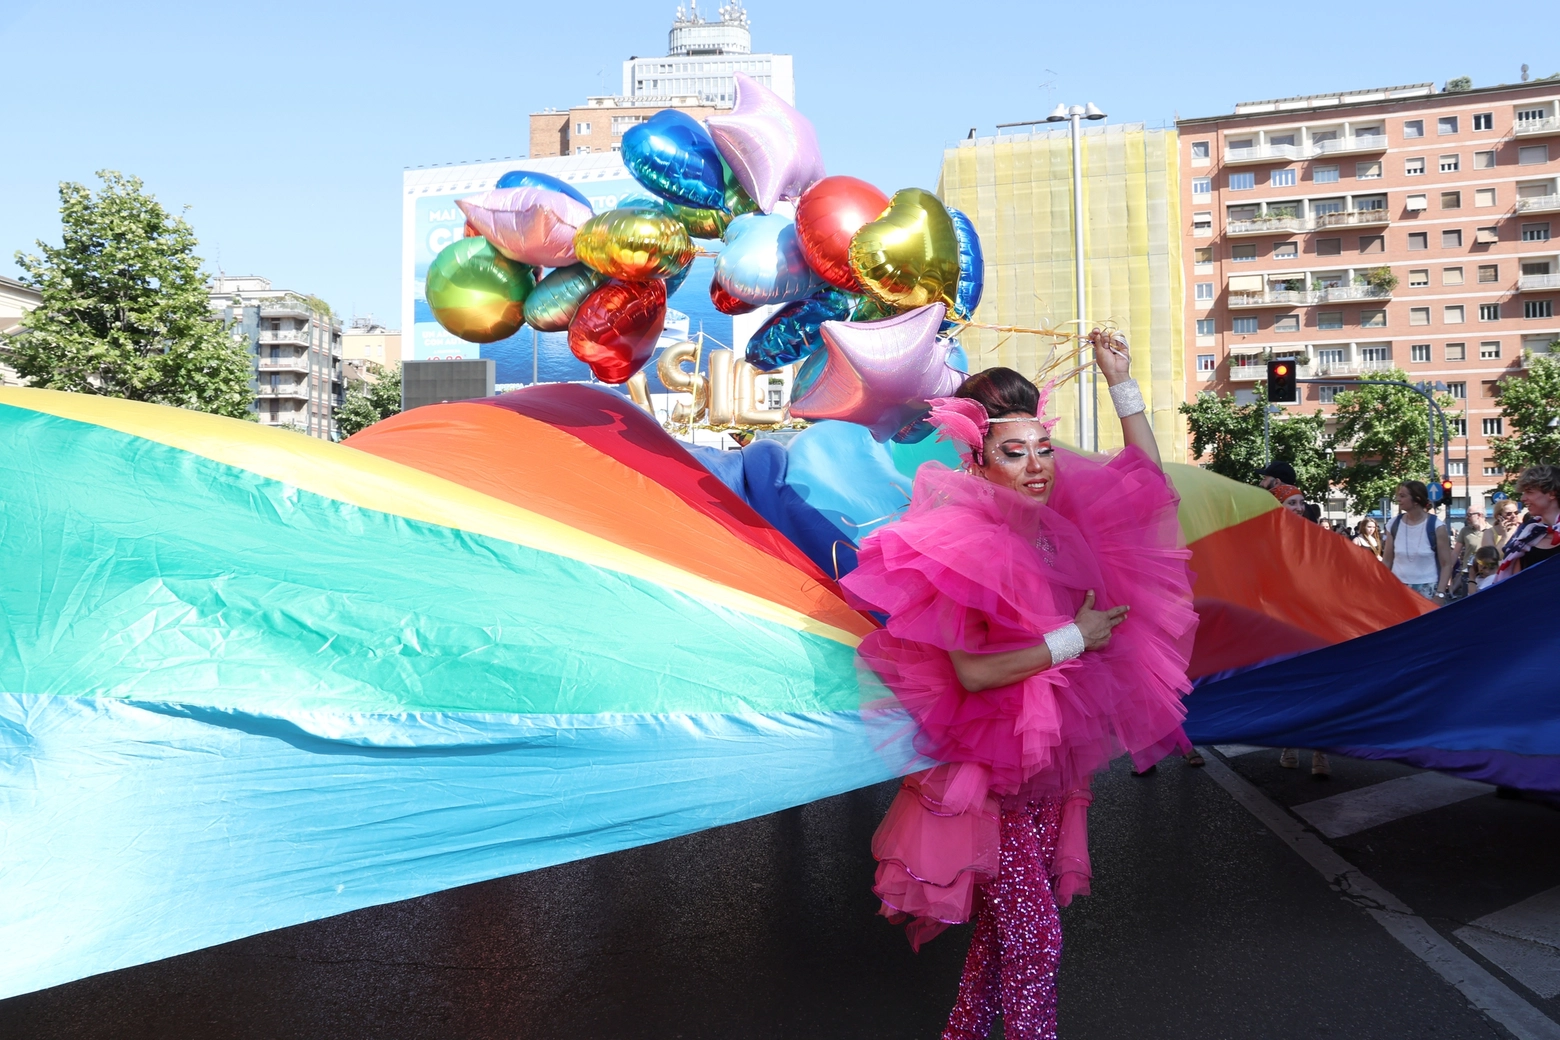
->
<box><xmin>1309</xmin><ymin>133</ymin><xmax>1388</xmax><ymax>157</ymax></box>
<box><xmin>1228</xmin><ymin>289</ymin><xmax>1314</xmax><ymax>308</ymax></box>
<box><xmin>256</xmin><ymin>384</ymin><xmax>309</xmax><ymax>400</ymax></box>
<box><xmin>1519</xmin><ymin>272</ymin><xmax>1560</xmax><ymax>291</ymax></box>
<box><xmin>257</xmin><ymin>357</ymin><xmax>310</xmax><ymax>373</ymax></box>
<box><xmin>1228</xmin><ymin>363</ymin><xmax>1268</xmax><ymax>381</ymax></box>
<box><xmin>1314</xmin><ymin>208</ymin><xmax>1391</xmax><ymax>229</ymax></box>
<box><xmin>258</xmin><ymin>329</ymin><xmax>312</xmax><ymax>345</ymax></box>
<box><xmin>1313</xmin><ymin>358</ymin><xmax>1396</xmax><ymax>377</ymax></box>
<box><xmin>1515</xmin><ymin>116</ymin><xmax>1560</xmax><ymax>137</ymax></box>
<box><xmin>1321</xmin><ymin>284</ymin><xmax>1394</xmax><ymax>303</ymax></box>
<box><xmin>258</xmin><ymin>297</ymin><xmax>314</xmax><ymax>319</ymax></box>
<box><xmin>1516</xmin><ymin>194</ymin><xmax>1560</xmax><ymax>214</ymax></box>
<box><xmin>1226</xmin><ymin>215</ymin><xmax>1308</xmax><ymax>237</ymax></box>
<box><xmin>1223</xmin><ymin>143</ymin><xmax>1302</xmax><ymax>165</ymax></box>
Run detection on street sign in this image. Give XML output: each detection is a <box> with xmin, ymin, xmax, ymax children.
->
<box><xmin>1427</xmin><ymin>481</ymin><xmax>1444</xmax><ymax>504</ymax></box>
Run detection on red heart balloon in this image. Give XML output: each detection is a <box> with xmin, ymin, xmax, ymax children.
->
<box><xmin>795</xmin><ymin>176</ymin><xmax>890</xmax><ymax>292</ymax></box>
<box><xmin>568</xmin><ymin>279</ymin><xmax>667</xmax><ymax>383</ymax></box>
<box><xmin>709</xmin><ymin>279</ymin><xmax>758</xmax><ymax>315</ymax></box>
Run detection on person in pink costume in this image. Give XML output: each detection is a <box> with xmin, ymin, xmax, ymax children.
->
<box><xmin>840</xmin><ymin>332</ymin><xmax>1198</xmax><ymax>1040</ymax></box>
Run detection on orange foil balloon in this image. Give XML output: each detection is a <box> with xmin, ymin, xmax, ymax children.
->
<box><xmin>795</xmin><ymin>176</ymin><xmax>890</xmax><ymax>292</ymax></box>
<box><xmin>568</xmin><ymin>279</ymin><xmax>668</xmax><ymax>384</ymax></box>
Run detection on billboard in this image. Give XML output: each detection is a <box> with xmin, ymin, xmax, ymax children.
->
<box><xmin>402</xmin><ymin>153</ymin><xmax>737</xmax><ymax>391</ymax></box>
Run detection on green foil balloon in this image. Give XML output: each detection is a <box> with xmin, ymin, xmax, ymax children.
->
<box><xmin>664</xmin><ymin>201</ymin><xmax>732</xmax><ymax>240</ymax></box>
<box><xmin>573</xmin><ymin>207</ymin><xmax>695</xmax><ymax>282</ymax></box>
<box><xmin>722</xmin><ymin>160</ymin><xmax>761</xmax><ymax>217</ymax></box>
<box><xmin>425</xmin><ymin>237</ymin><xmax>536</xmax><ymax>343</ymax></box>
<box><xmin>847</xmin><ymin>188</ymin><xmax>960</xmax><ymax>312</ymax></box>
<box><xmin>524</xmin><ymin>263</ymin><xmax>606</xmax><ymax>332</ymax></box>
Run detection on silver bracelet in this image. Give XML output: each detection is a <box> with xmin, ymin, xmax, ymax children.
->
<box><xmin>1043</xmin><ymin>622</ymin><xmax>1085</xmax><ymax>664</ymax></box>
<box><xmin>1109</xmin><ymin>378</ymin><xmax>1145</xmax><ymax>418</ymax></box>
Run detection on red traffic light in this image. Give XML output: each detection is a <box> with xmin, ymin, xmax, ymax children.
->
<box><xmin>1273</xmin><ymin>363</ymin><xmax>1290</xmax><ymax>376</ymax></box>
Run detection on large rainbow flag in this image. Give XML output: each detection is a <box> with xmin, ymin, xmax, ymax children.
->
<box><xmin>0</xmin><ymin>384</ymin><xmax>1434</xmax><ymax>997</ymax></box>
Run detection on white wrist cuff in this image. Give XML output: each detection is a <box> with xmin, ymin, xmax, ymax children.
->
<box><xmin>1109</xmin><ymin>378</ymin><xmax>1145</xmax><ymax>418</ymax></box>
<box><xmin>1043</xmin><ymin>623</ymin><xmax>1085</xmax><ymax>664</ymax></box>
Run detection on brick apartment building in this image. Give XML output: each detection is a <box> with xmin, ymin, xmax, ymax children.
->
<box><xmin>1178</xmin><ymin>80</ymin><xmax>1560</xmax><ymax>515</ymax></box>
<box><xmin>529</xmin><ymin>95</ymin><xmax>724</xmax><ymax>158</ymax></box>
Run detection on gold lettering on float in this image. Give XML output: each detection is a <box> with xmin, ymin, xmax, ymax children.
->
<box><xmin>648</xmin><ymin>342</ymin><xmax>793</xmax><ymax>429</ymax></box>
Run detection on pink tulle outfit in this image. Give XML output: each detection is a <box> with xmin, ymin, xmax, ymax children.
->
<box><xmin>841</xmin><ymin>447</ymin><xmax>1196</xmax><ymax>1039</ymax></box>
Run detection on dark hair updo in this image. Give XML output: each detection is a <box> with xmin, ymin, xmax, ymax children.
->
<box><xmin>954</xmin><ymin>367</ymin><xmax>1040</xmax><ymax>419</ymax></box>
<box><xmin>1398</xmin><ymin>480</ymin><xmax>1431</xmax><ymax>509</ymax></box>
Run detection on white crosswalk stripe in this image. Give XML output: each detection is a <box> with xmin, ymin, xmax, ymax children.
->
<box><xmin>1211</xmin><ymin>744</ymin><xmax>1267</xmax><ymax>757</ymax></box>
<box><xmin>1290</xmin><ymin>771</ymin><xmax>1493</xmax><ymax>839</ymax></box>
<box><xmin>1456</xmin><ymin>886</ymin><xmax>1560</xmax><ymax>999</ymax></box>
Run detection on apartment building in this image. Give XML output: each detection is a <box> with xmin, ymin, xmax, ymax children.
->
<box><xmin>210</xmin><ymin>276</ymin><xmax>343</xmax><ymax>439</ymax></box>
<box><xmin>1178</xmin><ymin>80</ymin><xmax>1560</xmax><ymax>513</ymax></box>
<box><xmin>529</xmin><ymin>95</ymin><xmax>723</xmax><ymax>159</ymax></box>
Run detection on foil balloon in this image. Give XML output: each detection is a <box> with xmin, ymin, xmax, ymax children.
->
<box><xmin>722</xmin><ymin>160</ymin><xmax>761</xmax><ymax>217</ymax></box>
<box><xmin>795</xmin><ymin>176</ymin><xmax>890</xmax><ymax>292</ymax></box>
<box><xmin>457</xmin><ymin>187</ymin><xmax>594</xmax><ymax>268</ymax></box>
<box><xmin>707</xmin><ymin>73</ymin><xmax>825</xmax><ymax>214</ymax></box>
<box><xmin>495</xmin><ymin>169</ymin><xmax>591</xmax><ymax>208</ymax></box>
<box><xmin>714</xmin><ymin>212</ymin><xmax>824</xmax><ymax>306</ymax></box>
<box><xmin>710</xmin><ymin>280</ymin><xmax>758</xmax><ymax>316</ymax></box>
<box><xmin>665</xmin><ymin>202</ymin><xmax>731</xmax><ymax>240</ymax></box>
<box><xmin>523</xmin><ymin>262</ymin><xmax>605</xmax><ymax>333</ymax></box>
<box><xmin>621</xmin><ymin>110</ymin><xmax>728</xmax><ymax>211</ymax></box>
<box><xmin>424</xmin><ymin>237</ymin><xmax>537</xmax><ymax>344</ymax></box>
<box><xmin>574</xmin><ymin>207</ymin><xmax>695</xmax><ymax>282</ymax></box>
<box><xmin>462</xmin><ymin>221</ymin><xmax>482</xmax><ymax>238</ymax></box>
<box><xmin>568</xmin><ymin>279</ymin><xmax>668</xmax><ymax>384</ymax></box>
<box><xmin>946</xmin><ymin>207</ymin><xmax>986</xmax><ymax>327</ymax></box>
<box><xmin>848</xmin><ymin>188</ymin><xmax>961</xmax><ymax>312</ymax></box>
<box><xmin>664</xmin><ymin>258</ymin><xmax>693</xmax><ymax>297</ymax></box>
<box><xmin>787</xmin><ymin>304</ymin><xmax>963</xmax><ymax>441</ymax></box>
<box><xmin>745</xmin><ymin>288</ymin><xmax>889</xmax><ymax>371</ymax></box>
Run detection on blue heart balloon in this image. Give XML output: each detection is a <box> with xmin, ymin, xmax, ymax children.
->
<box><xmin>495</xmin><ymin>169</ymin><xmax>592</xmax><ymax>208</ymax></box>
<box><xmin>944</xmin><ymin>207</ymin><xmax>985</xmax><ymax>330</ymax></box>
<box><xmin>622</xmin><ymin>110</ymin><xmax>727</xmax><ymax>212</ymax></box>
<box><xmin>714</xmin><ymin>213</ymin><xmax>825</xmax><ymax>306</ymax></box>
<box><xmin>746</xmin><ymin>288</ymin><xmax>884</xmax><ymax>371</ymax></box>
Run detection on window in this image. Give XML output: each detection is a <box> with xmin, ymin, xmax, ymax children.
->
<box><xmin>1483</xmin><ymin>418</ymin><xmax>1504</xmax><ymax>436</ymax></box>
<box><xmin>1273</xmin><ymin>241</ymin><xmax>1298</xmax><ymax>259</ymax></box>
<box><xmin>1317</xmin><ymin>237</ymin><xmax>1343</xmax><ymax>256</ymax></box>
<box><xmin>1442</xmin><ymin>229</ymin><xmax>1464</xmax><ymax>248</ymax></box>
<box><xmin>1478</xmin><ymin>264</ymin><xmax>1499</xmax><ymax>283</ymax></box>
<box><xmin>1523</xmin><ymin>261</ymin><xmax>1553</xmax><ymax>276</ymax></box>
<box><xmin>1196</xmin><ymin>318</ymin><xmax>1216</xmax><ymax>336</ymax></box>
<box><xmin>1193</xmin><ymin>211</ymin><xmax>1213</xmax><ymax>234</ymax></box>
<box><xmin>1440</xmin><ymin>191</ymin><xmax>1462</xmax><ymax>209</ymax></box>
<box><xmin>1192</xmin><ymin>177</ymin><xmax>1212</xmax><ymax>196</ymax></box>
<box><xmin>1229</xmin><ymin>172</ymin><xmax>1255</xmax><ymax>190</ymax></box>
<box><xmin>1318</xmin><ymin>348</ymin><xmax>1346</xmax><ymax>365</ymax></box>
<box><xmin>1312</xmin><ymin>165</ymin><xmax>1340</xmax><ymax>184</ymax></box>
<box><xmin>1275</xmin><ymin>314</ymin><xmax>1300</xmax><ymax>333</ymax></box>
<box><xmin>1479</xmin><ymin>303</ymin><xmax>1500</xmax><ymax>321</ymax></box>
<box><xmin>1191</xmin><ymin>141</ymin><xmax>1210</xmax><ymax>160</ymax></box>
<box><xmin>1523</xmin><ymin>222</ymin><xmax>1552</xmax><ymax>241</ymax></box>
<box><xmin>1483</xmin><ymin>380</ymin><xmax>1504</xmax><ymax>399</ymax></box>
<box><xmin>1519</xmin><ymin>145</ymin><xmax>1550</xmax><ymax>165</ymax></box>
<box><xmin>1231</xmin><ymin>243</ymin><xmax>1257</xmax><ymax>262</ymax></box>
<box><xmin>1197</xmin><ymin>353</ymin><xmax>1216</xmax><ymax>372</ymax></box>
<box><xmin>1448</xmin><ymin>460</ymin><xmax>1468</xmax><ymax>477</ymax></box>
<box><xmin>1405</xmin><ymin>157</ymin><xmax>1426</xmax><ymax>175</ymax></box>
<box><xmin>1271</xmin><ymin>169</ymin><xmax>1296</xmax><ymax>187</ymax></box>
<box><xmin>1194</xmin><ymin>247</ymin><xmax>1213</xmax><ymax>267</ymax></box>
<box><xmin>1445</xmin><ymin>305</ymin><xmax>1465</xmax><ymax>323</ymax></box>
<box><xmin>1232</xmin><ymin>316</ymin><xmax>1259</xmax><ymax>334</ymax></box>
<box><xmin>1440</xmin><ymin>154</ymin><xmax>1461</xmax><ymax>173</ymax></box>
<box><xmin>1474</xmin><ymin>150</ymin><xmax>1496</xmax><ymax>170</ymax></box>
<box><xmin>1403</xmin><ymin>119</ymin><xmax>1424</xmax><ymax>139</ymax></box>
<box><xmin>1480</xmin><ymin>341</ymin><xmax>1501</xmax><ymax>360</ymax></box>
<box><xmin>1361</xmin><ymin>309</ymin><xmax>1387</xmax><ymax>328</ymax></box>
<box><xmin>1406</xmin><ymin>193</ymin><xmax>1428</xmax><ymax>211</ymax></box>
<box><xmin>1409</xmin><ymin>307</ymin><xmax>1431</xmax><ymax>325</ymax></box>
<box><xmin>1408</xmin><ymin>269</ymin><xmax>1430</xmax><ymax>286</ymax></box>
<box><xmin>1473</xmin><ymin>112</ymin><xmax>1494</xmax><ymax>131</ymax></box>
<box><xmin>1408</xmin><ymin>232</ymin><xmax>1429</xmax><ymax>250</ymax></box>
<box><xmin>1356</xmin><ymin>160</ymin><xmax>1382</xmax><ymax>179</ymax></box>
<box><xmin>575</xmin><ymin>121</ymin><xmax>591</xmax><ymax>134</ymax></box>
<box><xmin>574</xmin><ymin>145</ymin><xmax>591</xmax><ymax>154</ymax></box>
<box><xmin>1471</xmin><ymin>187</ymin><xmax>1497</xmax><ymax>209</ymax></box>
<box><xmin>1525</xmin><ymin>299</ymin><xmax>1554</xmax><ymax>319</ymax></box>
<box><xmin>1484</xmin><ymin>465</ymin><xmax>1505</xmax><ymax>476</ymax></box>
<box><xmin>1447</xmin><ymin>342</ymin><xmax>1467</xmax><ymax>361</ymax></box>
<box><xmin>1362</xmin><ymin>345</ymin><xmax>1391</xmax><ymax>362</ymax></box>
<box><xmin>1443</xmin><ymin>267</ymin><xmax>1465</xmax><ymax>285</ymax></box>
<box><xmin>1195</xmin><ymin>282</ymin><xmax>1215</xmax><ymax>301</ymax></box>
<box><xmin>1411</xmin><ymin>343</ymin><xmax>1432</xmax><ymax>362</ymax></box>
<box><xmin>1438</xmin><ymin>116</ymin><xmax>1459</xmax><ymax>135</ymax></box>
<box><xmin>1447</xmin><ymin>381</ymin><xmax>1467</xmax><ymax>398</ymax></box>
<box><xmin>1270</xmin><ymin>134</ymin><xmax>1296</xmax><ymax>147</ymax></box>
<box><xmin>610</xmin><ymin>115</ymin><xmax>644</xmax><ymax>134</ymax></box>
<box><xmin>1518</xmin><ymin>107</ymin><xmax>1549</xmax><ymax>125</ymax></box>
<box><xmin>1228</xmin><ymin>204</ymin><xmax>1258</xmax><ymax>222</ymax></box>
<box><xmin>1450</xmin><ymin>417</ymin><xmax>1467</xmax><ymax>436</ymax></box>
<box><xmin>1317</xmin><ymin>311</ymin><xmax>1344</xmax><ymax>330</ymax></box>
<box><xmin>1359</xmin><ymin>235</ymin><xmax>1385</xmax><ymax>254</ymax></box>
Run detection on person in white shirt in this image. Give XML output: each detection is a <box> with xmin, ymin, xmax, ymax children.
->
<box><xmin>1381</xmin><ymin>480</ymin><xmax>1455</xmax><ymax>603</ymax></box>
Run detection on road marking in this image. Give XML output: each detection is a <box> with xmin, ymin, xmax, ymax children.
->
<box><xmin>1212</xmin><ymin>744</ymin><xmax>1267</xmax><ymax>757</ymax></box>
<box><xmin>1292</xmin><ymin>772</ymin><xmax>1493</xmax><ymax>839</ymax></box>
<box><xmin>1197</xmin><ymin>750</ymin><xmax>1560</xmax><ymax>1040</ymax></box>
<box><xmin>1456</xmin><ymin>886</ymin><xmax>1560</xmax><ymax>999</ymax></box>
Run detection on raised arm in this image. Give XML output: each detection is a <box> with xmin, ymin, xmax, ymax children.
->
<box><xmin>949</xmin><ymin>592</ymin><xmax>1127</xmax><ymax>692</ymax></box>
<box><xmin>1089</xmin><ymin>330</ymin><xmax>1160</xmax><ymax>469</ymax></box>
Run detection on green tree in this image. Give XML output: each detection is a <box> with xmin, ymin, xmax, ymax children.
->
<box><xmin>9</xmin><ymin>171</ymin><xmax>254</xmax><ymax>418</ymax></box>
<box><xmin>1179</xmin><ymin>385</ymin><xmax>1334</xmax><ymax>499</ymax></box>
<box><xmin>1488</xmin><ymin>348</ymin><xmax>1560</xmax><ymax>490</ymax></box>
<box><xmin>1327</xmin><ymin>370</ymin><xmax>1454</xmax><ymax>512</ymax></box>
<box><xmin>334</xmin><ymin>362</ymin><xmax>403</xmax><ymax>438</ymax></box>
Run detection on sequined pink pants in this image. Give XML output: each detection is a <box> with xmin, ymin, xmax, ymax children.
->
<box><xmin>941</xmin><ymin>797</ymin><xmax>1063</xmax><ymax>1040</ymax></box>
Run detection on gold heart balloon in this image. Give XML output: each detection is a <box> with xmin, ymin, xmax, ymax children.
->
<box><xmin>847</xmin><ymin>188</ymin><xmax>960</xmax><ymax>312</ymax></box>
<box><xmin>574</xmin><ymin>207</ymin><xmax>695</xmax><ymax>282</ymax></box>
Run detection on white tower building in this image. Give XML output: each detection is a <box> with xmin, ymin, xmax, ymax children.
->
<box><xmin>621</xmin><ymin>2</ymin><xmax>794</xmax><ymax>106</ymax></box>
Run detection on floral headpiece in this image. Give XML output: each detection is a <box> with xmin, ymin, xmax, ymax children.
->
<box><xmin>926</xmin><ymin>382</ymin><xmax>1058</xmax><ymax>466</ymax></box>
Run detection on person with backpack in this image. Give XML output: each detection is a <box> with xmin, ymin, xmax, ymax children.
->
<box><xmin>1381</xmin><ymin>480</ymin><xmax>1455</xmax><ymax>603</ymax></box>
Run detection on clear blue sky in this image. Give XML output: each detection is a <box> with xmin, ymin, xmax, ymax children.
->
<box><xmin>0</xmin><ymin>0</ymin><xmax>1539</xmax><ymax>327</ymax></box>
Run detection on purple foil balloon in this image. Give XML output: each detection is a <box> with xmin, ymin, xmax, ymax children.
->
<box><xmin>788</xmin><ymin>304</ymin><xmax>964</xmax><ymax>441</ymax></box>
<box><xmin>707</xmin><ymin>73</ymin><xmax>826</xmax><ymax>214</ymax></box>
<box><xmin>456</xmin><ymin>187</ymin><xmax>594</xmax><ymax>267</ymax></box>
<box><xmin>714</xmin><ymin>212</ymin><xmax>825</xmax><ymax>306</ymax></box>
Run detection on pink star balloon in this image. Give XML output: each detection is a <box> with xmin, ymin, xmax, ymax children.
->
<box><xmin>707</xmin><ymin>73</ymin><xmax>826</xmax><ymax>214</ymax></box>
<box><xmin>788</xmin><ymin>304</ymin><xmax>964</xmax><ymax>441</ymax></box>
<box><xmin>456</xmin><ymin>187</ymin><xmax>594</xmax><ymax>267</ymax></box>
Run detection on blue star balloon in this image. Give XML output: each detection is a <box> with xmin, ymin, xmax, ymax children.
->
<box><xmin>622</xmin><ymin>110</ymin><xmax>727</xmax><ymax>212</ymax></box>
<box><xmin>495</xmin><ymin>169</ymin><xmax>592</xmax><ymax>208</ymax></box>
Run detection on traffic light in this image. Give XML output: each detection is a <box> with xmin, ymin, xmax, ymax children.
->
<box><xmin>1440</xmin><ymin>478</ymin><xmax>1455</xmax><ymax>508</ymax></box>
<box><xmin>1266</xmin><ymin>359</ymin><xmax>1298</xmax><ymax>403</ymax></box>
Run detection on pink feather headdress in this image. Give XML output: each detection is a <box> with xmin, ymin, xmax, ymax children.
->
<box><xmin>926</xmin><ymin>381</ymin><xmax>1058</xmax><ymax>465</ymax></box>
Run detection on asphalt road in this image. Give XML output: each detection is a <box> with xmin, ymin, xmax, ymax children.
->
<box><xmin>4</xmin><ymin>749</ymin><xmax>1557</xmax><ymax>1040</ymax></box>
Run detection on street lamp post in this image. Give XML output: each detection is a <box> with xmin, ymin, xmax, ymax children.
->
<box><xmin>1046</xmin><ymin>102</ymin><xmax>1107</xmax><ymax>450</ymax></box>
